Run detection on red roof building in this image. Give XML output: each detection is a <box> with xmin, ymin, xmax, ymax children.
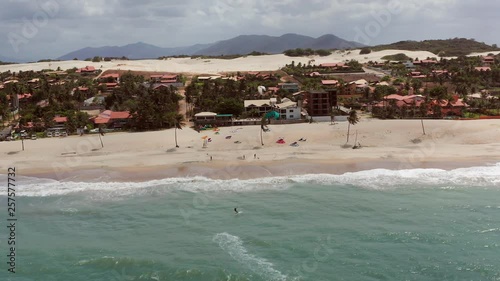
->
<box><xmin>53</xmin><ymin>116</ymin><xmax>68</xmax><ymax>123</ymax></box>
<box><xmin>92</xmin><ymin>110</ymin><xmax>131</xmax><ymax>128</ymax></box>
<box><xmin>76</xmin><ymin>66</ymin><xmax>96</xmax><ymax>73</ymax></box>
<box><xmin>481</xmin><ymin>56</ymin><xmax>495</xmax><ymax>65</ymax></box>
<box><xmin>321</xmin><ymin>80</ymin><xmax>339</xmax><ymax>86</ymax></box>
<box><xmin>320</xmin><ymin>62</ymin><xmax>345</xmax><ymax>68</ymax></box>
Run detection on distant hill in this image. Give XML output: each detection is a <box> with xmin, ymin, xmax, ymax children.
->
<box><xmin>371</xmin><ymin>38</ymin><xmax>500</xmax><ymax>57</ymax></box>
<box><xmin>193</xmin><ymin>33</ymin><xmax>363</xmax><ymax>56</ymax></box>
<box><xmin>0</xmin><ymin>54</ymin><xmax>22</xmax><ymax>64</ymax></box>
<box><xmin>57</xmin><ymin>33</ymin><xmax>364</xmax><ymax>60</ymax></box>
<box><xmin>58</xmin><ymin>42</ymin><xmax>214</xmax><ymax>61</ymax></box>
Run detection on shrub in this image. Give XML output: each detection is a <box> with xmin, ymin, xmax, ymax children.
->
<box><xmin>359</xmin><ymin>47</ymin><xmax>372</xmax><ymax>55</ymax></box>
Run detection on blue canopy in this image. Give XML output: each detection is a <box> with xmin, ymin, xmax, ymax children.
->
<box><xmin>264</xmin><ymin>111</ymin><xmax>280</xmax><ymax>120</ymax></box>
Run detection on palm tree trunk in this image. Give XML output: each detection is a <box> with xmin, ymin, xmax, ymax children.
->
<box><xmin>175</xmin><ymin>127</ymin><xmax>179</xmax><ymax>147</ymax></box>
<box><xmin>420</xmin><ymin>118</ymin><xmax>426</xmax><ymax>135</ymax></box>
<box><xmin>346</xmin><ymin>123</ymin><xmax>351</xmax><ymax>143</ymax></box>
<box><xmin>98</xmin><ymin>133</ymin><xmax>104</xmax><ymax>148</ymax></box>
<box><xmin>260</xmin><ymin>128</ymin><xmax>264</xmax><ymax>146</ymax></box>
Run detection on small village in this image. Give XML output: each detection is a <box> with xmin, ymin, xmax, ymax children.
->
<box><xmin>0</xmin><ymin>51</ymin><xmax>499</xmax><ymax>141</ymax></box>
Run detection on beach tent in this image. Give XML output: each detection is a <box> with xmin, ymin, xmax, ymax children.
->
<box><xmin>264</xmin><ymin>111</ymin><xmax>280</xmax><ymax>120</ymax></box>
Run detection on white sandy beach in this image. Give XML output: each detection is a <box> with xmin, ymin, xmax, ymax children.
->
<box><xmin>1</xmin><ymin>118</ymin><xmax>499</xmax><ymax>180</ymax></box>
<box><xmin>4</xmin><ymin>49</ymin><xmax>498</xmax><ymax>75</ymax></box>
<box><xmin>1</xmin><ymin>50</ymin><xmax>500</xmax><ymax>180</ymax></box>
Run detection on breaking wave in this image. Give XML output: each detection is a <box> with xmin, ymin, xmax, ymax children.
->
<box><xmin>0</xmin><ymin>163</ymin><xmax>498</xmax><ymax>197</ymax></box>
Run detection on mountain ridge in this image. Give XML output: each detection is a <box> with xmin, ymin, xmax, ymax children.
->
<box><xmin>57</xmin><ymin>33</ymin><xmax>364</xmax><ymax>60</ymax></box>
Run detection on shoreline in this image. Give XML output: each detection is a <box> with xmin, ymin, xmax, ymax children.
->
<box><xmin>2</xmin><ymin>119</ymin><xmax>500</xmax><ymax>182</ymax></box>
<box><xmin>17</xmin><ymin>157</ymin><xmax>499</xmax><ymax>182</ymax></box>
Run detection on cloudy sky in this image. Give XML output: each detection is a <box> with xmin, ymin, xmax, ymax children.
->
<box><xmin>1</xmin><ymin>0</ymin><xmax>498</xmax><ymax>61</ymax></box>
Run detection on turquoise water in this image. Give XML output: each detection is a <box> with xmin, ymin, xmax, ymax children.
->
<box><xmin>1</xmin><ymin>165</ymin><xmax>500</xmax><ymax>281</ymax></box>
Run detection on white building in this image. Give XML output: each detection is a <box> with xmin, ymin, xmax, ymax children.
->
<box><xmin>275</xmin><ymin>98</ymin><xmax>302</xmax><ymax>120</ymax></box>
<box><xmin>244</xmin><ymin>98</ymin><xmax>277</xmax><ymax>115</ymax></box>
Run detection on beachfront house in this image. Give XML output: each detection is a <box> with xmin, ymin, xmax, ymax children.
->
<box><xmin>275</xmin><ymin>98</ymin><xmax>302</xmax><ymax>120</ymax></box>
<box><xmin>194</xmin><ymin>112</ymin><xmax>234</xmax><ymax>127</ymax></box>
<box><xmin>92</xmin><ymin>110</ymin><xmax>131</xmax><ymax>129</ymax></box>
<box><xmin>53</xmin><ymin>116</ymin><xmax>68</xmax><ymax>129</ymax></box>
<box><xmin>244</xmin><ymin>98</ymin><xmax>277</xmax><ymax>115</ymax></box>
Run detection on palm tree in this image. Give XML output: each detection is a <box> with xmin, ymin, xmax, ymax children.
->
<box><xmin>346</xmin><ymin>110</ymin><xmax>359</xmax><ymax>143</ymax></box>
<box><xmin>260</xmin><ymin>114</ymin><xmax>267</xmax><ymax>146</ymax></box>
<box><xmin>173</xmin><ymin>114</ymin><xmax>185</xmax><ymax>148</ymax></box>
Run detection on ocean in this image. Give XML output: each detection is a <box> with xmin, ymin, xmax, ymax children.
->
<box><xmin>1</xmin><ymin>164</ymin><xmax>500</xmax><ymax>281</ymax></box>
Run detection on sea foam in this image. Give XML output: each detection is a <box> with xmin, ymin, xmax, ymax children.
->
<box><xmin>213</xmin><ymin>232</ymin><xmax>291</xmax><ymax>281</ymax></box>
<box><xmin>0</xmin><ymin>163</ymin><xmax>498</xmax><ymax>197</ymax></box>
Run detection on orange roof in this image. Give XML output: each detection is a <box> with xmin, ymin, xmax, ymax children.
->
<box><xmin>18</xmin><ymin>93</ymin><xmax>33</xmax><ymax>100</ymax></box>
<box><xmin>54</xmin><ymin>116</ymin><xmax>68</xmax><ymax>123</ymax></box>
<box><xmin>93</xmin><ymin>110</ymin><xmax>131</xmax><ymax>124</ymax></box>
<box><xmin>320</xmin><ymin>63</ymin><xmax>345</xmax><ymax>67</ymax></box>
<box><xmin>161</xmin><ymin>74</ymin><xmax>177</xmax><ymax>79</ymax></box>
<box><xmin>93</xmin><ymin>117</ymin><xmax>109</xmax><ymax>124</ymax></box>
<box><xmin>101</xmin><ymin>73</ymin><xmax>120</xmax><ymax>78</ymax></box>
<box><xmin>79</xmin><ymin>66</ymin><xmax>96</xmax><ymax>72</ymax></box>
<box><xmin>321</xmin><ymin>80</ymin><xmax>339</xmax><ymax>85</ymax></box>
<box><xmin>110</xmin><ymin>111</ymin><xmax>131</xmax><ymax>119</ymax></box>
<box><xmin>384</xmin><ymin>94</ymin><xmax>405</xmax><ymax>101</ymax></box>
<box><xmin>160</xmin><ymin>79</ymin><xmax>177</xmax><ymax>83</ymax></box>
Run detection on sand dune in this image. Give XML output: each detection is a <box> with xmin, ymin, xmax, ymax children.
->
<box><xmin>1</xmin><ymin>49</ymin><xmax>444</xmax><ymax>75</ymax></box>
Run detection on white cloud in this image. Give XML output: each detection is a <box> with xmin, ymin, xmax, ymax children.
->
<box><xmin>0</xmin><ymin>0</ymin><xmax>497</xmax><ymax>60</ymax></box>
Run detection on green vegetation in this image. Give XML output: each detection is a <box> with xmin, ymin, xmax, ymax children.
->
<box><xmin>185</xmin><ymin>73</ymin><xmax>284</xmax><ymax>119</ymax></box>
<box><xmin>0</xmin><ymin>69</ymin><xmax>187</xmax><ymax>133</ymax></box>
<box><xmin>103</xmin><ymin>56</ymin><xmax>129</xmax><ymax>61</ymax></box>
<box><xmin>158</xmin><ymin>51</ymin><xmax>269</xmax><ymax>61</ymax></box>
<box><xmin>0</xmin><ymin>61</ymin><xmax>16</xmax><ymax>66</ymax></box>
<box><xmin>37</xmin><ymin>59</ymin><xmax>61</xmax><ymax>63</ymax></box>
<box><xmin>283</xmin><ymin>48</ymin><xmax>332</xmax><ymax>57</ymax></box>
<box><xmin>372</xmin><ymin>38</ymin><xmax>500</xmax><ymax>57</ymax></box>
<box><xmin>359</xmin><ymin>48</ymin><xmax>372</xmax><ymax>55</ymax></box>
<box><xmin>281</xmin><ymin>59</ymin><xmax>364</xmax><ymax>79</ymax></box>
<box><xmin>381</xmin><ymin>53</ymin><xmax>412</xmax><ymax>61</ymax></box>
